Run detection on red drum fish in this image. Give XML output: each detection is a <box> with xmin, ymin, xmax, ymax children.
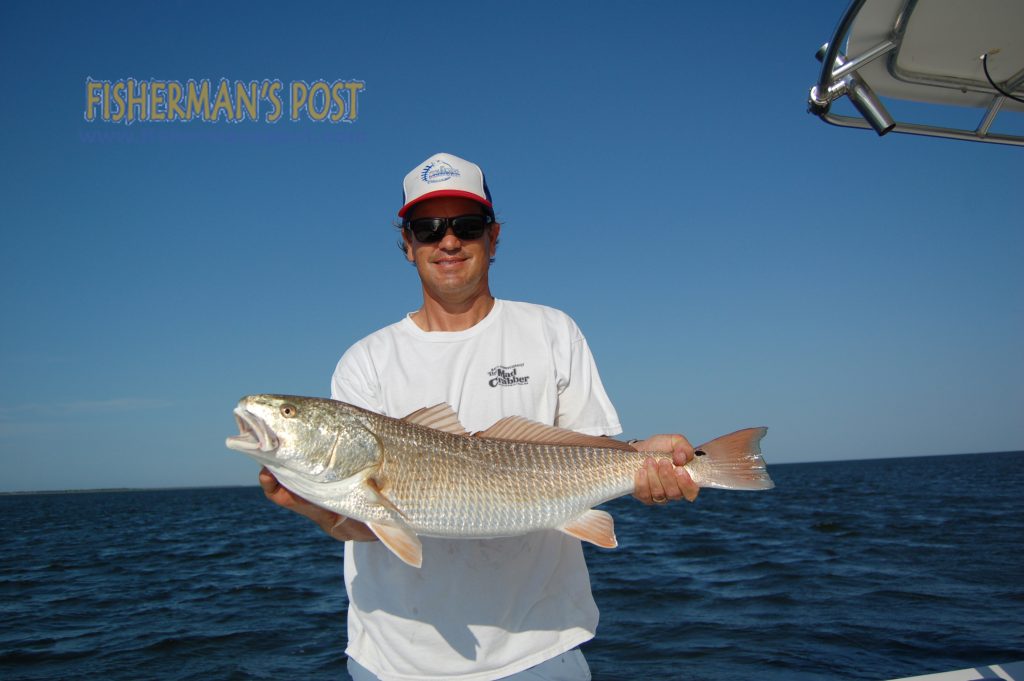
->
<box><xmin>227</xmin><ymin>395</ymin><xmax>773</xmax><ymax>567</ymax></box>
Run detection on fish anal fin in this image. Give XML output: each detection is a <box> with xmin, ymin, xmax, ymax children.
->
<box><xmin>367</xmin><ymin>521</ymin><xmax>423</xmax><ymax>568</ymax></box>
<box><xmin>559</xmin><ymin>509</ymin><xmax>617</xmax><ymax>549</ymax></box>
<box><xmin>401</xmin><ymin>403</ymin><xmax>468</xmax><ymax>435</ymax></box>
<box><xmin>476</xmin><ymin>416</ymin><xmax>635</xmax><ymax>452</ymax></box>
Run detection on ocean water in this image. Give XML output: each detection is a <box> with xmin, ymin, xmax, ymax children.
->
<box><xmin>1</xmin><ymin>452</ymin><xmax>1021</xmax><ymax>680</ymax></box>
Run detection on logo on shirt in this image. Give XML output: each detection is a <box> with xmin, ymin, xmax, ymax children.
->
<box><xmin>421</xmin><ymin>160</ymin><xmax>460</xmax><ymax>184</ymax></box>
<box><xmin>488</xmin><ymin>363</ymin><xmax>529</xmax><ymax>388</ymax></box>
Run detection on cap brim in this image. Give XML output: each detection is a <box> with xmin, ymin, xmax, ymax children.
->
<box><xmin>398</xmin><ymin>190</ymin><xmax>494</xmax><ymax>218</ymax></box>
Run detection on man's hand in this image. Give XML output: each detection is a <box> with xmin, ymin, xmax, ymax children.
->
<box><xmin>258</xmin><ymin>467</ymin><xmax>378</xmax><ymax>542</ymax></box>
<box><xmin>630</xmin><ymin>434</ymin><xmax>700</xmax><ymax>505</ymax></box>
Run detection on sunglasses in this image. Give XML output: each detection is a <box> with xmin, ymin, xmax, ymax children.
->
<box><xmin>404</xmin><ymin>214</ymin><xmax>493</xmax><ymax>244</ymax></box>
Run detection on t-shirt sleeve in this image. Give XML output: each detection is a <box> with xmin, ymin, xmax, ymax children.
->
<box><xmin>554</xmin><ymin>320</ymin><xmax>623</xmax><ymax>437</ymax></box>
<box><xmin>330</xmin><ymin>342</ymin><xmax>385</xmax><ymax>413</ymax></box>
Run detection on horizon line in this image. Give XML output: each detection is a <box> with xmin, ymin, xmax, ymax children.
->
<box><xmin>2</xmin><ymin>448</ymin><xmax>1022</xmax><ymax>496</ymax></box>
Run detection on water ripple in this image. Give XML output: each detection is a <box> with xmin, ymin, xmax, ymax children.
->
<box><xmin>1</xmin><ymin>453</ymin><xmax>1022</xmax><ymax>680</ymax></box>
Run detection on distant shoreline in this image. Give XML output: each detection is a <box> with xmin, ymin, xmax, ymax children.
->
<box><xmin>2</xmin><ymin>449</ymin><xmax>1022</xmax><ymax>496</ymax></box>
<box><xmin>0</xmin><ymin>485</ymin><xmax>253</xmax><ymax>497</ymax></box>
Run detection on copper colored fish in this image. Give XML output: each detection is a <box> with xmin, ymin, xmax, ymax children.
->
<box><xmin>227</xmin><ymin>395</ymin><xmax>773</xmax><ymax>567</ymax></box>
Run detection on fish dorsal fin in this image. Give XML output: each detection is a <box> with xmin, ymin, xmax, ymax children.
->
<box><xmin>401</xmin><ymin>403</ymin><xmax>468</xmax><ymax>436</ymax></box>
<box><xmin>367</xmin><ymin>521</ymin><xmax>423</xmax><ymax>568</ymax></box>
<box><xmin>475</xmin><ymin>416</ymin><xmax>636</xmax><ymax>452</ymax></box>
<box><xmin>559</xmin><ymin>509</ymin><xmax>618</xmax><ymax>548</ymax></box>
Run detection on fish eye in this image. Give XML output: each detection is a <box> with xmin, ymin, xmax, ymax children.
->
<box><xmin>280</xmin><ymin>403</ymin><xmax>297</xmax><ymax>418</ymax></box>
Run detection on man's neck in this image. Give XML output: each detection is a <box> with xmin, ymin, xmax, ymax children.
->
<box><xmin>411</xmin><ymin>293</ymin><xmax>496</xmax><ymax>332</ymax></box>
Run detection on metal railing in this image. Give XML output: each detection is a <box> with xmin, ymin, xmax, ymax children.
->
<box><xmin>808</xmin><ymin>0</ymin><xmax>1024</xmax><ymax>147</ymax></box>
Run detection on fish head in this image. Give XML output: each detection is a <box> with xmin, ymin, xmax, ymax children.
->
<box><xmin>226</xmin><ymin>394</ymin><xmax>381</xmax><ymax>481</ymax></box>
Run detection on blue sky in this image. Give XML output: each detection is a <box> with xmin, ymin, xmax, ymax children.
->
<box><xmin>1</xmin><ymin>1</ymin><xmax>1021</xmax><ymax>492</ymax></box>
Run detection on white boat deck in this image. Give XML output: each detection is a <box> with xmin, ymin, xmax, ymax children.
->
<box><xmin>888</xmin><ymin>661</ymin><xmax>1024</xmax><ymax>681</ymax></box>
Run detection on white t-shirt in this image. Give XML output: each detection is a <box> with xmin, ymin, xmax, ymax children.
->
<box><xmin>331</xmin><ymin>299</ymin><xmax>622</xmax><ymax>681</ymax></box>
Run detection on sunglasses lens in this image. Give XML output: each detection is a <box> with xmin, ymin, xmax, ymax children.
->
<box><xmin>408</xmin><ymin>215</ymin><xmax>489</xmax><ymax>243</ymax></box>
<box><xmin>410</xmin><ymin>218</ymin><xmax>446</xmax><ymax>243</ymax></box>
<box><xmin>451</xmin><ymin>216</ymin><xmax>486</xmax><ymax>239</ymax></box>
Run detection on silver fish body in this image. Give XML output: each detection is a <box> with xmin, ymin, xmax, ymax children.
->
<box><xmin>227</xmin><ymin>394</ymin><xmax>773</xmax><ymax>567</ymax></box>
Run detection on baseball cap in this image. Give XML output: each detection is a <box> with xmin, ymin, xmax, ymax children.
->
<box><xmin>398</xmin><ymin>152</ymin><xmax>494</xmax><ymax>218</ymax></box>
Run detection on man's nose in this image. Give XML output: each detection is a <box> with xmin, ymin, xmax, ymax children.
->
<box><xmin>437</xmin><ymin>227</ymin><xmax>462</xmax><ymax>249</ymax></box>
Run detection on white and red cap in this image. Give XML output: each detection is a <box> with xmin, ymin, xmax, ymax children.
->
<box><xmin>398</xmin><ymin>152</ymin><xmax>494</xmax><ymax>219</ymax></box>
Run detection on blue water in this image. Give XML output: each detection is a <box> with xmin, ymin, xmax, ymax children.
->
<box><xmin>2</xmin><ymin>452</ymin><xmax>1022</xmax><ymax>680</ymax></box>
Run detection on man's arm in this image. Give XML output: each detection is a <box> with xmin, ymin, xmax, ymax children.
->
<box><xmin>556</xmin><ymin>317</ymin><xmax>698</xmax><ymax>506</ymax></box>
<box><xmin>258</xmin><ymin>467</ymin><xmax>378</xmax><ymax>542</ymax></box>
<box><xmin>630</xmin><ymin>434</ymin><xmax>700</xmax><ymax>504</ymax></box>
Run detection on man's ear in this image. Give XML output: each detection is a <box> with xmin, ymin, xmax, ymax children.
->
<box><xmin>489</xmin><ymin>223</ymin><xmax>501</xmax><ymax>258</ymax></box>
<box><xmin>403</xmin><ymin>229</ymin><xmax>415</xmax><ymax>262</ymax></box>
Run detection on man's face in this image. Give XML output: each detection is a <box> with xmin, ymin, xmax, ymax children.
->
<box><xmin>403</xmin><ymin>196</ymin><xmax>500</xmax><ymax>304</ymax></box>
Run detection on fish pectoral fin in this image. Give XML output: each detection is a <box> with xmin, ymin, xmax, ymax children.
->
<box><xmin>401</xmin><ymin>403</ymin><xmax>468</xmax><ymax>435</ymax></box>
<box><xmin>367</xmin><ymin>521</ymin><xmax>423</xmax><ymax>568</ymax></box>
<box><xmin>360</xmin><ymin>478</ymin><xmax>421</xmax><ymax>566</ymax></box>
<box><xmin>363</xmin><ymin>478</ymin><xmax>409</xmax><ymax>520</ymax></box>
<box><xmin>475</xmin><ymin>417</ymin><xmax>636</xmax><ymax>451</ymax></box>
<box><xmin>558</xmin><ymin>509</ymin><xmax>618</xmax><ymax>549</ymax></box>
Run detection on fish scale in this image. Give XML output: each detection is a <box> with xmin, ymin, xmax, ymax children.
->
<box><xmin>375</xmin><ymin>431</ymin><xmax>628</xmax><ymax>534</ymax></box>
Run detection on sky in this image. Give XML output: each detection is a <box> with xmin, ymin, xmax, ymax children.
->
<box><xmin>0</xmin><ymin>1</ymin><xmax>1021</xmax><ymax>493</ymax></box>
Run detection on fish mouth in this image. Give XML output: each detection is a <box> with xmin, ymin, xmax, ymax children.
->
<box><xmin>226</xmin><ymin>407</ymin><xmax>279</xmax><ymax>453</ymax></box>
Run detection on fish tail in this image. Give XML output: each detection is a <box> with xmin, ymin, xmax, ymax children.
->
<box><xmin>690</xmin><ymin>427</ymin><xmax>774</xmax><ymax>490</ymax></box>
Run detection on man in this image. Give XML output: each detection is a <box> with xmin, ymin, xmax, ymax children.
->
<box><xmin>259</xmin><ymin>153</ymin><xmax>699</xmax><ymax>680</ymax></box>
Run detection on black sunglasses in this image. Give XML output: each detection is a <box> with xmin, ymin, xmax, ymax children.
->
<box><xmin>404</xmin><ymin>214</ymin><xmax>493</xmax><ymax>244</ymax></box>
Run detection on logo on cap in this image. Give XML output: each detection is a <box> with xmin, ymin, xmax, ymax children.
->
<box><xmin>421</xmin><ymin>160</ymin><xmax>461</xmax><ymax>184</ymax></box>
